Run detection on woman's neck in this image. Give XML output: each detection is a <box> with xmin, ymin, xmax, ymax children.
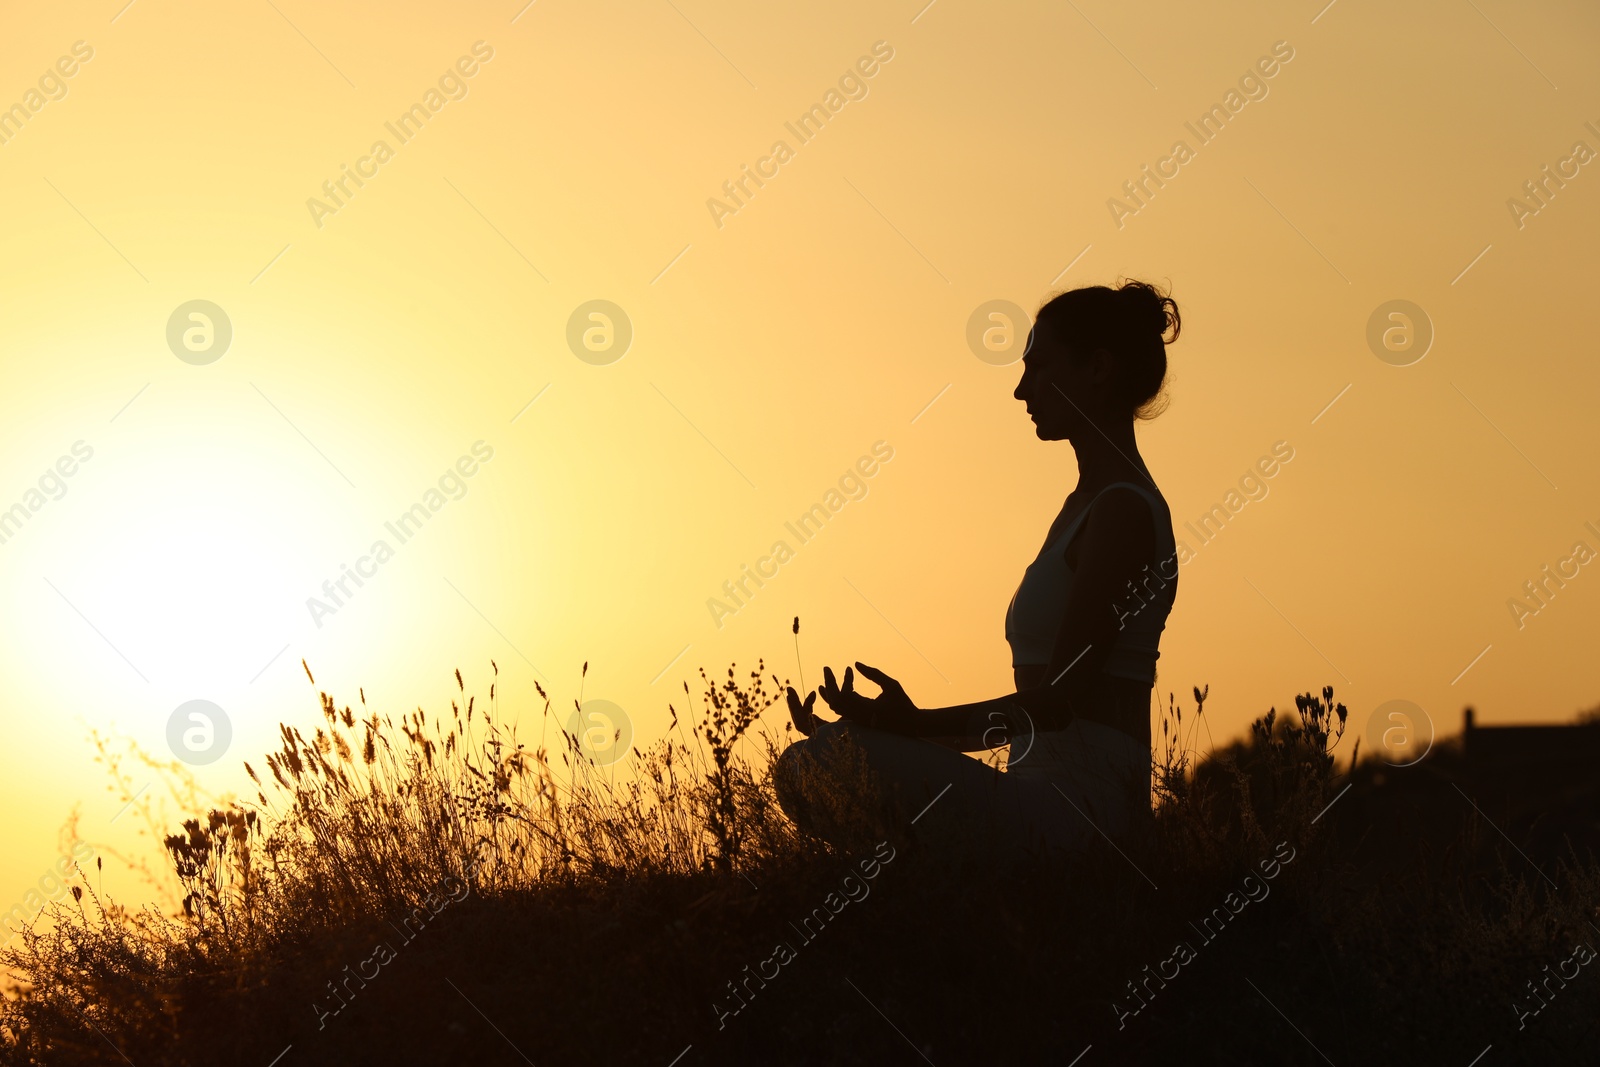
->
<box><xmin>1068</xmin><ymin>420</ymin><xmax>1148</xmax><ymax>490</ymax></box>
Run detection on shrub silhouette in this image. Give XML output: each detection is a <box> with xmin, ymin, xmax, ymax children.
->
<box><xmin>1</xmin><ymin>666</ymin><xmax>1595</xmax><ymax>1066</ymax></box>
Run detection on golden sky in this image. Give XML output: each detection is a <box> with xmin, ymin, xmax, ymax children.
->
<box><xmin>1</xmin><ymin>0</ymin><xmax>1597</xmax><ymax>904</ymax></box>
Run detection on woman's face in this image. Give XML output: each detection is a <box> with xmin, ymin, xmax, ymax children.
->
<box><xmin>1014</xmin><ymin>317</ymin><xmax>1107</xmax><ymax>441</ymax></box>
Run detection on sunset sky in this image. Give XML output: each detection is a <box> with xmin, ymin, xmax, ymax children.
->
<box><xmin>1</xmin><ymin>0</ymin><xmax>1597</xmax><ymax>905</ymax></box>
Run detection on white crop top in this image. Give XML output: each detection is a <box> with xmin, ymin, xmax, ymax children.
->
<box><xmin>1004</xmin><ymin>480</ymin><xmax>1177</xmax><ymax>685</ymax></box>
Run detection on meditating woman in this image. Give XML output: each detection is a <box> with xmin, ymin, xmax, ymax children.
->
<box><xmin>776</xmin><ymin>279</ymin><xmax>1182</xmax><ymax>853</ymax></box>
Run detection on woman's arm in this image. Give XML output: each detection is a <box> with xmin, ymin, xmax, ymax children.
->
<box><xmin>817</xmin><ymin>486</ymin><xmax>1156</xmax><ymax>742</ymax></box>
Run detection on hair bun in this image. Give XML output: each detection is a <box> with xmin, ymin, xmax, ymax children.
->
<box><xmin>1116</xmin><ymin>280</ymin><xmax>1181</xmax><ymax>346</ymax></box>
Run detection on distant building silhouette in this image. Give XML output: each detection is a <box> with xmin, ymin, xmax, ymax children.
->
<box><xmin>1462</xmin><ymin>705</ymin><xmax>1600</xmax><ymax>775</ymax></box>
<box><xmin>1461</xmin><ymin>705</ymin><xmax>1600</xmax><ymax>859</ymax></box>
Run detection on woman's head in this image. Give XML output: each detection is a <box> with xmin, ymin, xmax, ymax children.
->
<box><xmin>1014</xmin><ymin>279</ymin><xmax>1181</xmax><ymax>439</ymax></box>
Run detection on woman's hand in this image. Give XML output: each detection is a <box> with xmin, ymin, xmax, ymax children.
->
<box><xmin>786</xmin><ymin>686</ymin><xmax>820</xmax><ymax>736</ymax></box>
<box><xmin>818</xmin><ymin>662</ymin><xmax>919</xmax><ymax>733</ymax></box>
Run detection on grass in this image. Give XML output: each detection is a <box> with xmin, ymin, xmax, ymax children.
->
<box><xmin>1</xmin><ymin>663</ymin><xmax>1596</xmax><ymax>1065</ymax></box>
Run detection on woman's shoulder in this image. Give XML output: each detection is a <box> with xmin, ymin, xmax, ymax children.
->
<box><xmin>1082</xmin><ymin>481</ymin><xmax>1173</xmax><ymax>547</ymax></box>
<box><xmin>1092</xmin><ymin>478</ymin><xmax>1167</xmax><ymax>515</ymax></box>
<box><xmin>1087</xmin><ymin>482</ymin><xmax>1157</xmax><ymax>522</ymax></box>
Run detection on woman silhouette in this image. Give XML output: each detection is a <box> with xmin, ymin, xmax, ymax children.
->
<box><xmin>777</xmin><ymin>280</ymin><xmax>1182</xmax><ymax>853</ymax></box>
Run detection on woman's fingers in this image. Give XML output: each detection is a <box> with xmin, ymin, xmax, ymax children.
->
<box><xmin>819</xmin><ymin>668</ymin><xmax>844</xmax><ymax>710</ymax></box>
<box><xmin>786</xmin><ymin>686</ymin><xmax>816</xmax><ymax>736</ymax></box>
<box><xmin>854</xmin><ymin>662</ymin><xmax>888</xmax><ymax>682</ymax></box>
<box><xmin>818</xmin><ymin>663</ymin><xmax>879</xmax><ymax>722</ymax></box>
<box><xmin>854</xmin><ymin>662</ymin><xmax>900</xmax><ymax>692</ymax></box>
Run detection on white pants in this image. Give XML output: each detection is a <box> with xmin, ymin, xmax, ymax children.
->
<box><xmin>775</xmin><ymin>717</ymin><xmax>1151</xmax><ymax>854</ymax></box>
